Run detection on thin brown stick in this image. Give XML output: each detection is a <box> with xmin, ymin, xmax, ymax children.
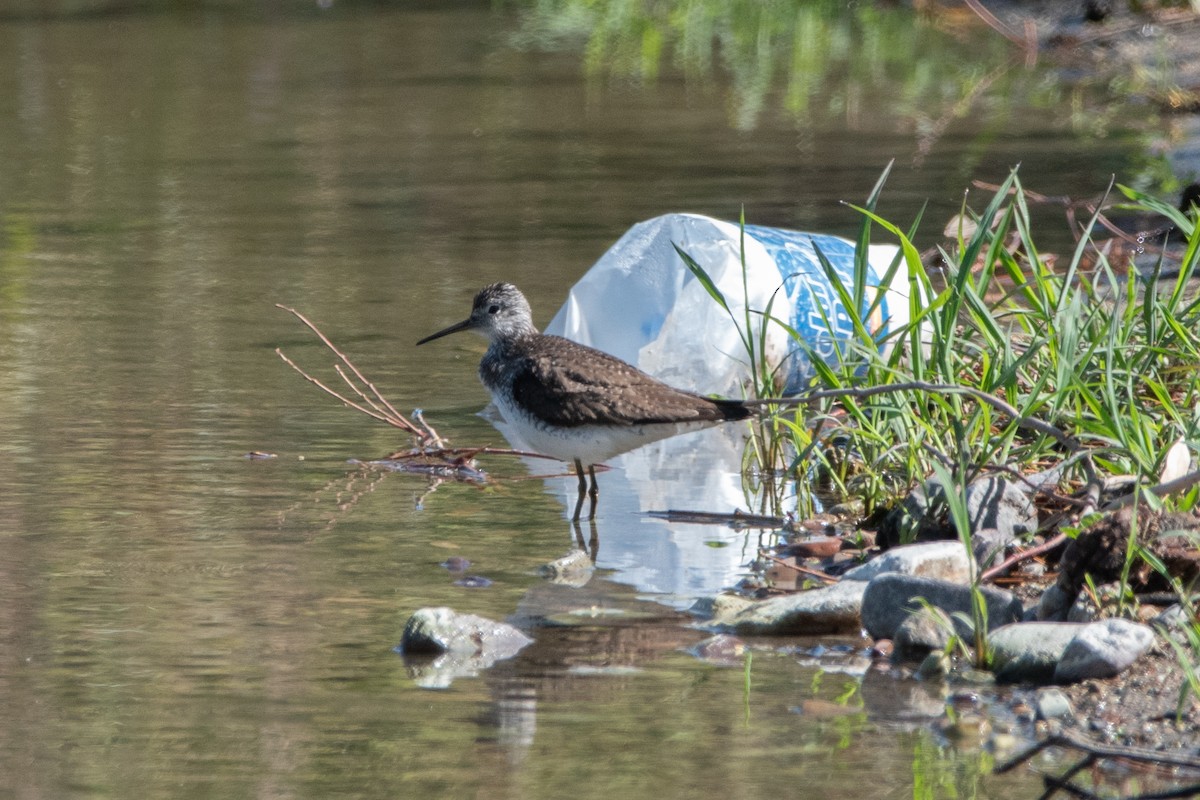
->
<box><xmin>279</xmin><ymin>304</ymin><xmax>409</xmax><ymax>422</ymax></box>
<box><xmin>275</xmin><ymin>304</ymin><xmax>425</xmax><ymax>439</ymax></box>
<box><xmin>763</xmin><ymin>554</ymin><xmax>839</xmax><ymax>585</ymax></box>
<box><xmin>381</xmin><ymin>446</ymin><xmax>569</xmax><ymax>464</ymax></box>
<box><xmin>971</xmin><ymin>179</ymin><xmax>1071</xmax><ymax>206</ymax></box>
<box><xmin>334</xmin><ymin>363</ymin><xmax>396</xmax><ymax>428</ymax></box>
<box><xmin>980</xmin><ymin>531</ymin><xmax>1068</xmax><ymax>583</ymax></box>
<box><xmin>996</xmin><ymin>731</ymin><xmax>1200</xmax><ymax>774</ymax></box>
<box><xmin>275</xmin><ymin>346</ymin><xmax>415</xmax><ymax>432</ymax></box>
<box><xmin>962</xmin><ymin>0</ymin><xmax>1038</xmax><ymax>62</ymax></box>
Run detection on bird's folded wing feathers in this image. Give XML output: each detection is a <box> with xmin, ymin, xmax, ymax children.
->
<box><xmin>509</xmin><ymin>340</ymin><xmax>731</xmax><ymax>427</ymax></box>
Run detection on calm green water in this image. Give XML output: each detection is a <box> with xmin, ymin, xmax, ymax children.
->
<box><xmin>0</xmin><ymin>2</ymin><xmax>1151</xmax><ymax>798</ymax></box>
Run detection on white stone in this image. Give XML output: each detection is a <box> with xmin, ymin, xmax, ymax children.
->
<box><xmin>842</xmin><ymin>540</ymin><xmax>973</xmax><ymax>584</ymax></box>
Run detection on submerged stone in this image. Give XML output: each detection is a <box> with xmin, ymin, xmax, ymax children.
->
<box><xmin>1034</xmin><ymin>688</ymin><xmax>1073</xmax><ymax>720</ymax></box>
<box><xmin>399</xmin><ymin>606</ymin><xmax>532</xmax><ymax>657</ymax></box>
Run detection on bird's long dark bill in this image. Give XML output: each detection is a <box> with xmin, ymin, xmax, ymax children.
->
<box><xmin>416</xmin><ymin>318</ymin><xmax>472</xmax><ymax>345</ymax></box>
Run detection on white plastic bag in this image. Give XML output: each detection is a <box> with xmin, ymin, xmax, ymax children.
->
<box><xmin>545</xmin><ymin>213</ymin><xmax>910</xmax><ymax>397</ymax></box>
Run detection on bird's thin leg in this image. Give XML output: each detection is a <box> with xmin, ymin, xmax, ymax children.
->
<box><xmin>586</xmin><ymin>465</ymin><xmax>598</xmax><ymax>520</ymax></box>
<box><xmin>586</xmin><ymin>516</ymin><xmax>598</xmax><ymax>560</ymax></box>
<box><xmin>570</xmin><ymin>518</ymin><xmax>599</xmax><ymax>561</ymax></box>
<box><xmin>572</xmin><ymin>459</ymin><xmax>588</xmax><ymax>522</ymax></box>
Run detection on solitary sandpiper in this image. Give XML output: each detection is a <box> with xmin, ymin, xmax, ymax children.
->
<box><xmin>417</xmin><ymin>282</ymin><xmax>751</xmax><ymax>520</ymax></box>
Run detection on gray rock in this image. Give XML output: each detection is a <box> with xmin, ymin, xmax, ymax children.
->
<box><xmin>1035</xmin><ymin>584</ymin><xmax>1073</xmax><ymax>622</ymax></box>
<box><xmin>860</xmin><ymin>573</ymin><xmax>1024</xmax><ymax>642</ymax></box>
<box><xmin>1066</xmin><ymin>583</ymin><xmax>1120</xmax><ymax>623</ymax></box>
<box><xmin>400</xmin><ymin>606</ymin><xmax>533</xmax><ymax>657</ymax></box>
<box><xmin>716</xmin><ymin>580</ymin><xmax>868</xmax><ymax>635</ymax></box>
<box><xmin>965</xmin><ymin>476</ymin><xmax>1037</xmax><ymax>566</ymax></box>
<box><xmin>990</xmin><ymin>623</ymin><xmax>1082</xmax><ymax>683</ymax></box>
<box><xmin>694</xmin><ymin>593</ymin><xmax>756</xmax><ymax>620</ymax></box>
<box><xmin>398</xmin><ymin>607</ymin><xmax>535</xmax><ymax>689</ymax></box>
<box><xmin>1034</xmin><ymin>688</ymin><xmax>1073</xmax><ymax>720</ymax></box>
<box><xmin>709</xmin><ymin>541</ymin><xmax>984</xmax><ymax>636</ymax></box>
<box><xmin>877</xmin><ymin>477</ymin><xmax>1036</xmax><ymax>561</ymax></box>
<box><xmin>842</xmin><ymin>540</ymin><xmax>973</xmax><ymax>584</ymax></box>
<box><xmin>970</xmin><ymin>528</ymin><xmax>1009</xmax><ymax>571</ymax></box>
<box><xmin>1054</xmin><ymin>619</ymin><xmax>1156</xmax><ymax>683</ymax></box>
<box><xmin>989</xmin><ymin>619</ymin><xmax>1158</xmax><ymax>685</ymax></box>
<box><xmin>894</xmin><ymin>605</ymin><xmax>953</xmax><ymax>661</ymax></box>
<box><xmin>1152</xmin><ymin>603</ymin><xmax>1192</xmax><ymax>634</ymax></box>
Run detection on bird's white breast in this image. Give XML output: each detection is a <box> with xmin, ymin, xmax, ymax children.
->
<box><xmin>489</xmin><ymin>392</ymin><xmax>719</xmax><ymax>465</ymax></box>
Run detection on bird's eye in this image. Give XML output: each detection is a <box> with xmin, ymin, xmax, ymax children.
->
<box><xmin>488</xmin><ymin>304</ymin><xmax>500</xmax><ymax>314</ymax></box>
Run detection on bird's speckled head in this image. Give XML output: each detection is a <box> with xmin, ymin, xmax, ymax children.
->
<box><xmin>416</xmin><ymin>282</ymin><xmax>538</xmax><ymax>346</ymax></box>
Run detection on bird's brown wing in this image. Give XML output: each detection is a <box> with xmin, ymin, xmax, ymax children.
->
<box><xmin>509</xmin><ymin>336</ymin><xmax>741</xmax><ymax>427</ymax></box>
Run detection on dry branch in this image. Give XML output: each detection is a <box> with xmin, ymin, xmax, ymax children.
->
<box><xmin>274</xmin><ymin>304</ymin><xmax>598</xmax><ymax>500</ymax></box>
<box><xmin>995</xmin><ymin>731</ymin><xmax>1200</xmax><ymax>800</ymax></box>
<box><xmin>275</xmin><ymin>304</ymin><xmax>437</xmax><ymax>445</ymax></box>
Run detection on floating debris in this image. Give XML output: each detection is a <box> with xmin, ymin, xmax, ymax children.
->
<box><xmin>647</xmin><ymin>508</ymin><xmax>791</xmax><ymax>529</ymax></box>
<box><xmin>453</xmin><ymin>575</ymin><xmax>493</xmax><ymax>589</ymax></box>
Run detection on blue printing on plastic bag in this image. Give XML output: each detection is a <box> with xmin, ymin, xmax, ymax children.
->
<box><xmin>743</xmin><ymin>224</ymin><xmax>889</xmax><ymax>391</ymax></box>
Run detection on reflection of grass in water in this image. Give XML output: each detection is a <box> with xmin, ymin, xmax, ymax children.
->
<box><xmin>508</xmin><ymin>0</ymin><xmax>1071</xmax><ymax>132</ymax></box>
<box><xmin>911</xmin><ymin>730</ymin><xmax>994</xmax><ymax>800</ymax></box>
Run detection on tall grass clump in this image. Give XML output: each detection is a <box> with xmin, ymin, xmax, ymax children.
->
<box><xmin>774</xmin><ymin>168</ymin><xmax>1200</xmax><ymax>526</ymax></box>
<box><xmin>681</xmin><ymin>165</ymin><xmax>1200</xmax><ymax>696</ymax></box>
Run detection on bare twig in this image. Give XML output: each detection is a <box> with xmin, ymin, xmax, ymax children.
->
<box><xmin>412</xmin><ymin>409</ymin><xmax>444</xmax><ymax>446</ymax></box>
<box><xmin>277</xmin><ymin>304</ymin><xmax>412</xmax><ymax>424</ymax></box>
<box><xmin>762</xmin><ymin>554</ymin><xmax>839</xmax><ymax>585</ymax></box>
<box><xmin>275</xmin><ymin>304</ymin><xmax>434</xmax><ymax>443</ymax></box>
<box><xmin>980</xmin><ymin>531</ymin><xmax>1068</xmax><ymax>583</ymax></box>
<box><xmin>993</xmin><ymin>734</ymin><xmax>1200</xmax><ymax>791</ymax></box>
<box><xmin>334</xmin><ymin>363</ymin><xmax>398</xmax><ymax>428</ymax></box>
<box><xmin>1104</xmin><ymin>468</ymin><xmax>1200</xmax><ymax>511</ymax></box>
<box><xmin>749</xmin><ymin>381</ymin><xmax>1080</xmax><ymax>454</ymax></box>
<box><xmin>275</xmin><ymin>346</ymin><xmax>414</xmax><ymax>432</ymax></box>
<box><xmin>962</xmin><ymin>0</ymin><xmax>1039</xmax><ymax>63</ymax></box>
<box><xmin>971</xmin><ymin>179</ymin><xmax>1072</xmax><ymax>206</ymax></box>
<box><xmin>647</xmin><ymin>509</ymin><xmax>789</xmax><ymax>528</ymax></box>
